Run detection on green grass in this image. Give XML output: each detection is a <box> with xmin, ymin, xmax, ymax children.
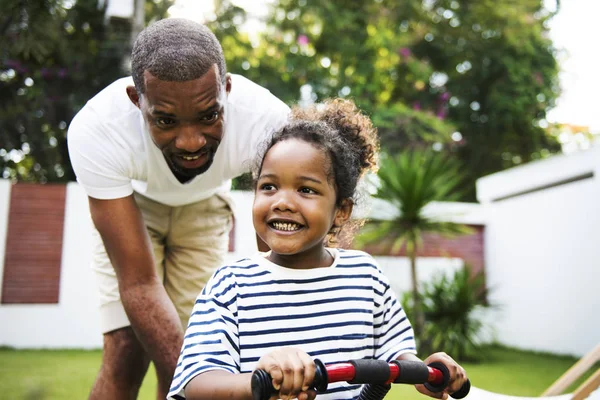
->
<box><xmin>0</xmin><ymin>345</ymin><xmax>597</xmax><ymax>399</ymax></box>
<box><xmin>388</xmin><ymin>345</ymin><xmax>599</xmax><ymax>400</ymax></box>
<box><xmin>0</xmin><ymin>348</ymin><xmax>156</xmax><ymax>399</ymax></box>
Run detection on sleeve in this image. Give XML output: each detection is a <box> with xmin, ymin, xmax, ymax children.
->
<box><xmin>371</xmin><ymin>258</ymin><xmax>417</xmax><ymax>362</ymax></box>
<box><xmin>249</xmin><ymin>96</ymin><xmax>290</xmax><ymax>157</ymax></box>
<box><xmin>67</xmin><ymin>107</ymin><xmax>134</xmax><ymax>200</ymax></box>
<box><xmin>168</xmin><ymin>267</ymin><xmax>241</xmax><ymax>399</ymax></box>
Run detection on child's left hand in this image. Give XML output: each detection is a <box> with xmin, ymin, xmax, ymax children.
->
<box><xmin>415</xmin><ymin>352</ymin><xmax>468</xmax><ymax>400</ymax></box>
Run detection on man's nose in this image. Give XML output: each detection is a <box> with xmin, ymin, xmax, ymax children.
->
<box><xmin>175</xmin><ymin>124</ymin><xmax>206</xmax><ymax>153</ymax></box>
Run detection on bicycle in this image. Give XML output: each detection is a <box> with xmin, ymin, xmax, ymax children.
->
<box><xmin>251</xmin><ymin>358</ymin><xmax>471</xmax><ymax>400</ymax></box>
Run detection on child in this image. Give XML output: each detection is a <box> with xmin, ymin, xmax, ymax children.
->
<box><xmin>168</xmin><ymin>99</ymin><xmax>468</xmax><ymax>400</ymax></box>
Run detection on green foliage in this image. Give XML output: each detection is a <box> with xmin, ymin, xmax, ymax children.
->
<box><xmin>0</xmin><ymin>0</ymin><xmax>174</xmax><ymax>183</ymax></box>
<box><xmin>211</xmin><ymin>0</ymin><xmax>562</xmax><ymax>200</ymax></box>
<box><xmin>357</xmin><ymin>150</ymin><xmax>472</xmax><ymax>337</ymax></box>
<box><xmin>402</xmin><ymin>267</ymin><xmax>490</xmax><ymax>361</ymax></box>
<box><xmin>0</xmin><ymin>0</ymin><xmax>130</xmax><ymax>182</ymax></box>
<box><xmin>358</xmin><ymin>150</ymin><xmax>471</xmax><ymax>255</ymax></box>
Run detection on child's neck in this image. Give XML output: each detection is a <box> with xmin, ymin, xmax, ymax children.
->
<box><xmin>267</xmin><ymin>247</ymin><xmax>334</xmax><ymax>270</ymax></box>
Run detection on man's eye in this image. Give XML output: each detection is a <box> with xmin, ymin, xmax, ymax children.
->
<box><xmin>201</xmin><ymin>111</ymin><xmax>219</xmax><ymax>122</ymax></box>
<box><xmin>156</xmin><ymin>118</ymin><xmax>175</xmax><ymax>127</ymax></box>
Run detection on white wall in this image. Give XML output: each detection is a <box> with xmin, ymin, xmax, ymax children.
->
<box><xmin>477</xmin><ymin>146</ymin><xmax>600</xmax><ymax>357</ymax></box>
<box><xmin>0</xmin><ymin>179</ymin><xmax>11</xmax><ymax>302</ymax></box>
<box><xmin>0</xmin><ymin>183</ymin><xmax>101</xmax><ymax>348</ymax></box>
<box><xmin>0</xmin><ymin>186</ymin><xmax>462</xmax><ymax>349</ymax></box>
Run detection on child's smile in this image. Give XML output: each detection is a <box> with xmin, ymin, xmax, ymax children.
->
<box><xmin>268</xmin><ymin>219</ymin><xmax>304</xmax><ymax>232</ymax></box>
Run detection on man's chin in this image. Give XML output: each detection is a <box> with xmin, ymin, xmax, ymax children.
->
<box><xmin>169</xmin><ymin>158</ymin><xmax>214</xmax><ymax>181</ymax></box>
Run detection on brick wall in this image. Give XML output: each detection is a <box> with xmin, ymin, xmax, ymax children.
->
<box><xmin>2</xmin><ymin>184</ymin><xmax>67</xmax><ymax>304</ymax></box>
<box><xmin>355</xmin><ymin>225</ymin><xmax>485</xmax><ymax>276</ymax></box>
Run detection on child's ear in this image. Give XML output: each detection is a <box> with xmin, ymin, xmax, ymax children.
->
<box><xmin>334</xmin><ymin>198</ymin><xmax>354</xmax><ymax>227</ymax></box>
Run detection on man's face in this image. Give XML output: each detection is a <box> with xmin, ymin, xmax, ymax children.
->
<box><xmin>127</xmin><ymin>65</ymin><xmax>231</xmax><ymax>182</ymax></box>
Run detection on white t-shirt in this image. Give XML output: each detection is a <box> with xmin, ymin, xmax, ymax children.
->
<box><xmin>67</xmin><ymin>74</ymin><xmax>290</xmax><ymax>207</ymax></box>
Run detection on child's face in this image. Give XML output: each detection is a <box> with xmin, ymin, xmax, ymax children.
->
<box><xmin>252</xmin><ymin>138</ymin><xmax>350</xmax><ymax>267</ymax></box>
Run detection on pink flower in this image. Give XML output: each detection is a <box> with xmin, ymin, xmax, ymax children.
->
<box><xmin>413</xmin><ymin>101</ymin><xmax>421</xmax><ymax>111</ymax></box>
<box><xmin>297</xmin><ymin>34</ymin><xmax>309</xmax><ymax>46</ymax></box>
<box><xmin>399</xmin><ymin>47</ymin><xmax>411</xmax><ymax>57</ymax></box>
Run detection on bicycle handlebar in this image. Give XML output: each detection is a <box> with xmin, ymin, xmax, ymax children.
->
<box><xmin>251</xmin><ymin>359</ymin><xmax>471</xmax><ymax>400</ymax></box>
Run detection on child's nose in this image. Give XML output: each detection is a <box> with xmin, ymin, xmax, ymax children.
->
<box><xmin>272</xmin><ymin>191</ymin><xmax>296</xmax><ymax>212</ymax></box>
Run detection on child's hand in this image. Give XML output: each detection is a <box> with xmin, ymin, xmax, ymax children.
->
<box><xmin>415</xmin><ymin>352</ymin><xmax>468</xmax><ymax>400</ymax></box>
<box><xmin>254</xmin><ymin>347</ymin><xmax>317</xmax><ymax>400</ymax></box>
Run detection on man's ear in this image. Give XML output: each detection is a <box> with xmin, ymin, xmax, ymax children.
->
<box><xmin>225</xmin><ymin>73</ymin><xmax>232</xmax><ymax>95</ymax></box>
<box><xmin>126</xmin><ymin>85</ymin><xmax>141</xmax><ymax>108</ymax></box>
<box><xmin>334</xmin><ymin>198</ymin><xmax>354</xmax><ymax>228</ymax></box>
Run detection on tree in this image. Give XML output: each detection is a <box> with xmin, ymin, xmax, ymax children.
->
<box><xmin>0</xmin><ymin>0</ymin><xmax>173</xmax><ymax>183</ymax></box>
<box><xmin>211</xmin><ymin>0</ymin><xmax>561</xmax><ymax>199</ymax></box>
<box><xmin>411</xmin><ymin>0</ymin><xmax>562</xmax><ymax>198</ymax></box>
<box><xmin>357</xmin><ymin>150</ymin><xmax>472</xmax><ymax>336</ymax></box>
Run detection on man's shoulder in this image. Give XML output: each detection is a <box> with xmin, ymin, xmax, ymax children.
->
<box><xmin>83</xmin><ymin>76</ymin><xmax>138</xmax><ymax>118</ymax></box>
<box><xmin>227</xmin><ymin>74</ymin><xmax>290</xmax><ymax>115</ymax></box>
<box><xmin>69</xmin><ymin>77</ymin><xmax>142</xmax><ymax>142</ymax></box>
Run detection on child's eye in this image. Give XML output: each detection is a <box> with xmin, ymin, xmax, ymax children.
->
<box><xmin>299</xmin><ymin>187</ymin><xmax>317</xmax><ymax>194</ymax></box>
<box><xmin>260</xmin><ymin>183</ymin><xmax>276</xmax><ymax>191</ymax></box>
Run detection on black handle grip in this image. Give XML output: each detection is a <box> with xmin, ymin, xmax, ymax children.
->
<box><xmin>250</xmin><ymin>359</ymin><xmax>328</xmax><ymax>400</ymax></box>
<box><xmin>423</xmin><ymin>361</ymin><xmax>471</xmax><ymax>399</ymax></box>
<box><xmin>348</xmin><ymin>359</ymin><xmax>392</xmax><ymax>384</ymax></box>
<box><xmin>451</xmin><ymin>378</ymin><xmax>471</xmax><ymax>399</ymax></box>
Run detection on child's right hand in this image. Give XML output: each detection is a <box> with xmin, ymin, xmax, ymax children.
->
<box><xmin>254</xmin><ymin>347</ymin><xmax>318</xmax><ymax>400</ymax></box>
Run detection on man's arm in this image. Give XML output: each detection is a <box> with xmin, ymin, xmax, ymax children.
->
<box><xmin>89</xmin><ymin>195</ymin><xmax>183</xmax><ymax>380</ymax></box>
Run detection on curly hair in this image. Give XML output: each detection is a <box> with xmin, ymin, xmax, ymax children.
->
<box><xmin>253</xmin><ymin>98</ymin><xmax>380</xmax><ymax>246</ymax></box>
<box><xmin>131</xmin><ymin>18</ymin><xmax>227</xmax><ymax>93</ymax></box>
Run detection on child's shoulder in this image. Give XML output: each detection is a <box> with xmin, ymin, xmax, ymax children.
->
<box><xmin>336</xmin><ymin>248</ymin><xmax>383</xmax><ymax>272</ymax></box>
<box><xmin>337</xmin><ymin>248</ymin><xmax>378</xmax><ymax>264</ymax></box>
<box><xmin>213</xmin><ymin>256</ymin><xmax>264</xmax><ymax>277</ymax></box>
<box><xmin>205</xmin><ymin>256</ymin><xmax>267</xmax><ymax>296</ymax></box>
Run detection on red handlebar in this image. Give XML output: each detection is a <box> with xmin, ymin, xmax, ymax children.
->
<box><xmin>321</xmin><ymin>361</ymin><xmax>445</xmax><ymax>386</ymax></box>
<box><xmin>251</xmin><ymin>358</ymin><xmax>471</xmax><ymax>400</ymax></box>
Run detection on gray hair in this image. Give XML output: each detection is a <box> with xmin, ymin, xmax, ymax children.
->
<box><xmin>131</xmin><ymin>18</ymin><xmax>227</xmax><ymax>93</ymax></box>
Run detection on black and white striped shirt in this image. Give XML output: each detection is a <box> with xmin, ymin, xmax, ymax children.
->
<box><xmin>168</xmin><ymin>248</ymin><xmax>417</xmax><ymax>399</ymax></box>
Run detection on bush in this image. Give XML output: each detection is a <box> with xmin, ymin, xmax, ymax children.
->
<box><xmin>401</xmin><ymin>266</ymin><xmax>492</xmax><ymax>361</ymax></box>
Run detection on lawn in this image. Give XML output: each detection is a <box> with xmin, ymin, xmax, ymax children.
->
<box><xmin>0</xmin><ymin>345</ymin><xmax>597</xmax><ymax>400</ymax></box>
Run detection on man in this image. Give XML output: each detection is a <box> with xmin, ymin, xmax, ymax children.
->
<box><xmin>67</xmin><ymin>18</ymin><xmax>289</xmax><ymax>399</ymax></box>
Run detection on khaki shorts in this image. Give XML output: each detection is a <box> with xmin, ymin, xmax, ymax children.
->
<box><xmin>91</xmin><ymin>191</ymin><xmax>234</xmax><ymax>334</ymax></box>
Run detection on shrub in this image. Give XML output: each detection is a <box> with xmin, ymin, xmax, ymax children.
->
<box><xmin>401</xmin><ymin>266</ymin><xmax>492</xmax><ymax>361</ymax></box>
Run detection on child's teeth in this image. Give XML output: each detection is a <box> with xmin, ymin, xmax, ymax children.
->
<box><xmin>273</xmin><ymin>222</ymin><xmax>300</xmax><ymax>231</ymax></box>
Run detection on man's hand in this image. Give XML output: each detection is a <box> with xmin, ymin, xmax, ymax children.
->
<box><xmin>415</xmin><ymin>352</ymin><xmax>468</xmax><ymax>400</ymax></box>
<box><xmin>255</xmin><ymin>347</ymin><xmax>318</xmax><ymax>400</ymax></box>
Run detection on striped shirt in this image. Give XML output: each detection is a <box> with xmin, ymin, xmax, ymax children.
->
<box><xmin>168</xmin><ymin>248</ymin><xmax>417</xmax><ymax>399</ymax></box>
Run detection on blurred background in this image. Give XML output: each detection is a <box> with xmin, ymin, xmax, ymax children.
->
<box><xmin>1</xmin><ymin>0</ymin><xmax>599</xmax><ymax>191</ymax></box>
<box><xmin>1</xmin><ymin>1</ymin><xmax>599</xmax><ymax>399</ymax></box>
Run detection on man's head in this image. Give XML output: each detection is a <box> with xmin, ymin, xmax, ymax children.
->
<box><xmin>131</xmin><ymin>18</ymin><xmax>227</xmax><ymax>92</ymax></box>
<box><xmin>126</xmin><ymin>18</ymin><xmax>231</xmax><ymax>183</ymax></box>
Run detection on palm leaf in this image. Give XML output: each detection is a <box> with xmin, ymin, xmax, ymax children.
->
<box><xmin>358</xmin><ymin>150</ymin><xmax>472</xmax><ymax>255</ymax></box>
